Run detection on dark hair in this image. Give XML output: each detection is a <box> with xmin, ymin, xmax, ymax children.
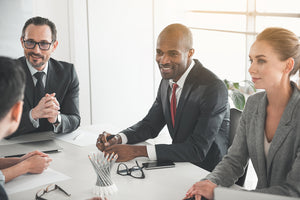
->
<box><xmin>21</xmin><ymin>16</ymin><xmax>57</xmax><ymax>42</ymax></box>
<box><xmin>256</xmin><ymin>27</ymin><xmax>300</xmax><ymax>76</ymax></box>
<box><xmin>0</xmin><ymin>57</ymin><xmax>26</xmax><ymax>120</ymax></box>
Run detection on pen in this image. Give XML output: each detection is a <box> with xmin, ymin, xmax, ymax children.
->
<box><xmin>106</xmin><ymin>135</ymin><xmax>115</xmax><ymax>141</ymax></box>
<box><xmin>73</xmin><ymin>133</ymin><xmax>82</xmax><ymax>140</ymax></box>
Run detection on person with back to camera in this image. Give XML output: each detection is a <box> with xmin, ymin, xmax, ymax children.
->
<box><xmin>184</xmin><ymin>27</ymin><xmax>300</xmax><ymax>200</ymax></box>
<box><xmin>0</xmin><ymin>56</ymin><xmax>52</xmax><ymax>199</ymax></box>
<box><xmin>96</xmin><ymin>23</ymin><xmax>230</xmax><ymax>172</ymax></box>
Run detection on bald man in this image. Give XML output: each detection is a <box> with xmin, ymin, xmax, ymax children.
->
<box><xmin>97</xmin><ymin>24</ymin><xmax>230</xmax><ymax>171</ymax></box>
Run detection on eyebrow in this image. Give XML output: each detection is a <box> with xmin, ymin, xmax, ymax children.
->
<box><xmin>255</xmin><ymin>55</ymin><xmax>266</xmax><ymax>58</ymax></box>
<box><xmin>249</xmin><ymin>54</ymin><xmax>266</xmax><ymax>59</ymax></box>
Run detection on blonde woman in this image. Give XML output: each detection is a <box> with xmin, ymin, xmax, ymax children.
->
<box><xmin>184</xmin><ymin>27</ymin><xmax>300</xmax><ymax>199</ymax></box>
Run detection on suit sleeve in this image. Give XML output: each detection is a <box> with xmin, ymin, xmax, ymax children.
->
<box><xmin>206</xmin><ymin>100</ymin><xmax>250</xmax><ymax>186</ymax></box>
<box><xmin>57</xmin><ymin>65</ymin><xmax>80</xmax><ymax>133</ymax></box>
<box><xmin>155</xmin><ymin>80</ymin><xmax>229</xmax><ymax>163</ymax></box>
<box><xmin>13</xmin><ymin>111</ymin><xmax>35</xmax><ymax>136</ymax></box>
<box><xmin>122</xmin><ymin>81</ymin><xmax>166</xmax><ymax>143</ymax></box>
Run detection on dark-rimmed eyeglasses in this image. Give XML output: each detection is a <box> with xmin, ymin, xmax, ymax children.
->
<box><xmin>35</xmin><ymin>184</ymin><xmax>71</xmax><ymax>200</ymax></box>
<box><xmin>117</xmin><ymin>161</ymin><xmax>145</xmax><ymax>179</ymax></box>
<box><xmin>23</xmin><ymin>38</ymin><xmax>53</xmax><ymax>51</ymax></box>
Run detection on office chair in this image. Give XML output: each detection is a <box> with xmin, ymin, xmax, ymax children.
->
<box><xmin>229</xmin><ymin>108</ymin><xmax>248</xmax><ymax>187</ymax></box>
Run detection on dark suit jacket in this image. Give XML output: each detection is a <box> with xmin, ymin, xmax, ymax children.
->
<box><xmin>122</xmin><ymin>59</ymin><xmax>230</xmax><ymax>171</ymax></box>
<box><xmin>11</xmin><ymin>57</ymin><xmax>80</xmax><ymax>137</ymax></box>
<box><xmin>0</xmin><ymin>184</ymin><xmax>8</xmax><ymax>200</ymax></box>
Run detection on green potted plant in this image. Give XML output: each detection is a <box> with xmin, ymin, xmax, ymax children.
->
<box><xmin>224</xmin><ymin>79</ymin><xmax>256</xmax><ymax>110</ymax></box>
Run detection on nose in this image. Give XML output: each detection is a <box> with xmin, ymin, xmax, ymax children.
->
<box><xmin>159</xmin><ymin>54</ymin><xmax>171</xmax><ymax>65</ymax></box>
<box><xmin>32</xmin><ymin>43</ymin><xmax>41</xmax><ymax>53</ymax></box>
<box><xmin>248</xmin><ymin>62</ymin><xmax>256</xmax><ymax>74</ymax></box>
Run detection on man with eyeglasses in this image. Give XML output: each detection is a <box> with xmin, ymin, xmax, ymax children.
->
<box><xmin>10</xmin><ymin>16</ymin><xmax>80</xmax><ymax>137</ymax></box>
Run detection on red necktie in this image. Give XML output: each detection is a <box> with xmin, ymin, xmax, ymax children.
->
<box><xmin>170</xmin><ymin>83</ymin><xmax>178</xmax><ymax>127</ymax></box>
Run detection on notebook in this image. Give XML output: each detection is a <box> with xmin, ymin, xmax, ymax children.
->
<box><xmin>0</xmin><ymin>131</ymin><xmax>62</xmax><ymax>157</ymax></box>
<box><xmin>214</xmin><ymin>187</ymin><xmax>299</xmax><ymax>200</ymax></box>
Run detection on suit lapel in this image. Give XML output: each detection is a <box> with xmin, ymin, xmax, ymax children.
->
<box><xmin>254</xmin><ymin>93</ymin><xmax>268</xmax><ymax>185</ymax></box>
<box><xmin>45</xmin><ymin>60</ymin><xmax>59</xmax><ymax>94</ymax></box>
<box><xmin>21</xmin><ymin>58</ymin><xmax>35</xmax><ymax>107</ymax></box>
<box><xmin>161</xmin><ymin>80</ymin><xmax>173</xmax><ymax>132</ymax></box>
<box><xmin>266</xmin><ymin>85</ymin><xmax>299</xmax><ymax>178</ymax></box>
<box><xmin>174</xmin><ymin>78</ymin><xmax>193</xmax><ymax>132</ymax></box>
<box><xmin>173</xmin><ymin>65</ymin><xmax>197</xmax><ymax>136</ymax></box>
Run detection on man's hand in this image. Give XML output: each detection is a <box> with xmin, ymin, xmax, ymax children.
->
<box><xmin>45</xmin><ymin>93</ymin><xmax>60</xmax><ymax>124</ymax></box>
<box><xmin>104</xmin><ymin>144</ymin><xmax>147</xmax><ymax>162</ymax></box>
<box><xmin>184</xmin><ymin>180</ymin><xmax>217</xmax><ymax>200</ymax></box>
<box><xmin>23</xmin><ymin>155</ymin><xmax>52</xmax><ymax>174</ymax></box>
<box><xmin>96</xmin><ymin>131</ymin><xmax>121</xmax><ymax>151</ymax></box>
<box><xmin>31</xmin><ymin>93</ymin><xmax>60</xmax><ymax>123</ymax></box>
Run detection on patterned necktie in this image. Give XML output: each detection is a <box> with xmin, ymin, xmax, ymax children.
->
<box><xmin>170</xmin><ymin>83</ymin><xmax>178</xmax><ymax>127</ymax></box>
<box><xmin>34</xmin><ymin>72</ymin><xmax>46</xmax><ymax>106</ymax></box>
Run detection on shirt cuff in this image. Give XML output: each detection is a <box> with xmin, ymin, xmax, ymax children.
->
<box><xmin>118</xmin><ymin>133</ymin><xmax>128</xmax><ymax>144</ymax></box>
<box><xmin>53</xmin><ymin>123</ymin><xmax>62</xmax><ymax>133</ymax></box>
<box><xmin>146</xmin><ymin>145</ymin><xmax>157</xmax><ymax>160</ymax></box>
<box><xmin>29</xmin><ymin>109</ymin><xmax>39</xmax><ymax>128</ymax></box>
<box><xmin>0</xmin><ymin>170</ymin><xmax>5</xmax><ymax>186</ymax></box>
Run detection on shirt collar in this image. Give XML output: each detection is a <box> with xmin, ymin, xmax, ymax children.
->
<box><xmin>26</xmin><ymin>59</ymin><xmax>48</xmax><ymax>77</ymax></box>
<box><xmin>169</xmin><ymin>59</ymin><xmax>195</xmax><ymax>89</ymax></box>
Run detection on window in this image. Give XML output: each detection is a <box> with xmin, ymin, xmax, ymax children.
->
<box><xmin>184</xmin><ymin>0</ymin><xmax>300</xmax><ymax>82</ymax></box>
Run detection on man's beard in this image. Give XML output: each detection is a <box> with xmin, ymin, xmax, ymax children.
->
<box><xmin>28</xmin><ymin>52</ymin><xmax>45</xmax><ymax>68</ymax></box>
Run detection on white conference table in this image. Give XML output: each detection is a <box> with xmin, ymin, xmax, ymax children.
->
<box><xmin>8</xmin><ymin>139</ymin><xmax>209</xmax><ymax>200</ymax></box>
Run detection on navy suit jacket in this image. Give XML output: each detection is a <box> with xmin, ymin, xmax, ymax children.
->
<box><xmin>122</xmin><ymin>59</ymin><xmax>230</xmax><ymax>171</ymax></box>
<box><xmin>11</xmin><ymin>57</ymin><xmax>80</xmax><ymax>137</ymax></box>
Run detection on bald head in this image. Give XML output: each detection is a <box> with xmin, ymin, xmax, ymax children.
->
<box><xmin>156</xmin><ymin>24</ymin><xmax>195</xmax><ymax>82</ymax></box>
<box><xmin>157</xmin><ymin>23</ymin><xmax>193</xmax><ymax>51</ymax></box>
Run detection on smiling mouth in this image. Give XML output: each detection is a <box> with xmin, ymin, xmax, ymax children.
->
<box><xmin>29</xmin><ymin>53</ymin><xmax>43</xmax><ymax>60</ymax></box>
<box><xmin>160</xmin><ymin>67</ymin><xmax>173</xmax><ymax>73</ymax></box>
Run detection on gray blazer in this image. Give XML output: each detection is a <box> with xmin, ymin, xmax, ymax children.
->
<box><xmin>206</xmin><ymin>82</ymin><xmax>300</xmax><ymax>197</ymax></box>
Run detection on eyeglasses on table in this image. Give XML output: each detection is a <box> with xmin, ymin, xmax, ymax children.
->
<box><xmin>117</xmin><ymin>160</ymin><xmax>145</xmax><ymax>179</ymax></box>
<box><xmin>35</xmin><ymin>184</ymin><xmax>71</xmax><ymax>200</ymax></box>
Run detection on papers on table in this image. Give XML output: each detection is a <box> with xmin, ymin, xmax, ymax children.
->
<box><xmin>4</xmin><ymin>168</ymin><xmax>70</xmax><ymax>195</ymax></box>
<box><xmin>56</xmin><ymin>124</ymin><xmax>121</xmax><ymax>146</ymax></box>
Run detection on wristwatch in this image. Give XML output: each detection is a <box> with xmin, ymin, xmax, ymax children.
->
<box><xmin>53</xmin><ymin>114</ymin><xmax>61</xmax><ymax>126</ymax></box>
<box><xmin>115</xmin><ymin>134</ymin><xmax>122</xmax><ymax>144</ymax></box>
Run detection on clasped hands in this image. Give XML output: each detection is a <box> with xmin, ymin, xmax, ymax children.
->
<box><xmin>96</xmin><ymin>132</ymin><xmax>140</xmax><ymax>162</ymax></box>
<box><xmin>31</xmin><ymin>93</ymin><xmax>60</xmax><ymax>124</ymax></box>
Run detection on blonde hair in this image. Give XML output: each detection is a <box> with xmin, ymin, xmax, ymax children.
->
<box><xmin>256</xmin><ymin>27</ymin><xmax>300</xmax><ymax>76</ymax></box>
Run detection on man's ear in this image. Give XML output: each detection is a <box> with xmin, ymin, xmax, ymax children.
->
<box><xmin>52</xmin><ymin>40</ymin><xmax>58</xmax><ymax>52</ymax></box>
<box><xmin>3</xmin><ymin>101</ymin><xmax>24</xmax><ymax>138</ymax></box>
<box><xmin>11</xmin><ymin>101</ymin><xmax>23</xmax><ymax>124</ymax></box>
<box><xmin>20</xmin><ymin>37</ymin><xmax>25</xmax><ymax>48</ymax></box>
<box><xmin>188</xmin><ymin>49</ymin><xmax>195</xmax><ymax>58</ymax></box>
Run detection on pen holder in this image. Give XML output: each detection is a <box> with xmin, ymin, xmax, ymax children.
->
<box><xmin>88</xmin><ymin>152</ymin><xmax>118</xmax><ymax>199</ymax></box>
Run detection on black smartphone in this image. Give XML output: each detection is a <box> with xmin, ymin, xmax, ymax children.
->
<box><xmin>142</xmin><ymin>161</ymin><xmax>175</xmax><ymax>170</ymax></box>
